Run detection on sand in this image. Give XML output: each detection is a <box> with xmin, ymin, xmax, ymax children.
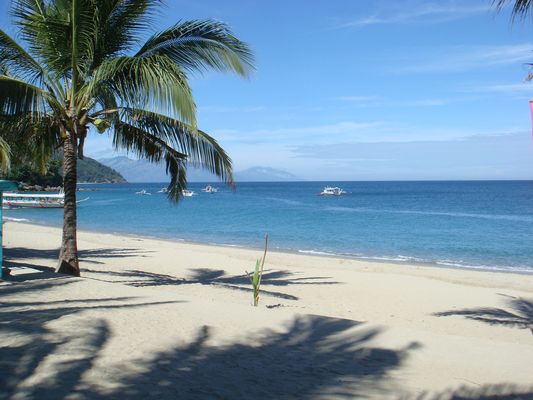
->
<box><xmin>1</xmin><ymin>221</ymin><xmax>532</xmax><ymax>399</ymax></box>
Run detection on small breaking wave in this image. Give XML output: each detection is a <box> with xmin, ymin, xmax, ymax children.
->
<box><xmin>4</xmin><ymin>217</ymin><xmax>30</xmax><ymax>222</ymax></box>
<box><xmin>298</xmin><ymin>249</ymin><xmax>338</xmax><ymax>256</ymax></box>
<box><xmin>296</xmin><ymin>248</ymin><xmax>532</xmax><ymax>273</ymax></box>
<box><xmin>324</xmin><ymin>206</ymin><xmax>533</xmax><ymax>223</ymax></box>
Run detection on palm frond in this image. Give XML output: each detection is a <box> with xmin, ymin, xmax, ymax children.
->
<box><xmin>82</xmin><ymin>55</ymin><xmax>196</xmax><ymax>124</ymax></box>
<box><xmin>136</xmin><ymin>19</ymin><xmax>254</xmax><ymax>77</ymax></box>
<box><xmin>0</xmin><ymin>29</ymin><xmax>45</xmax><ymax>83</ymax></box>
<box><xmin>113</xmin><ymin>120</ymin><xmax>188</xmax><ymax>200</ymax></box>
<box><xmin>493</xmin><ymin>0</ymin><xmax>533</xmax><ymax>19</ymax></box>
<box><xmin>0</xmin><ymin>113</ymin><xmax>59</xmax><ymax>172</ymax></box>
<box><xmin>0</xmin><ymin>75</ymin><xmax>52</xmax><ymax>115</ymax></box>
<box><xmin>89</xmin><ymin>0</ymin><xmax>161</xmax><ymax>69</ymax></box>
<box><xmin>119</xmin><ymin>107</ymin><xmax>234</xmax><ymax>185</ymax></box>
<box><xmin>0</xmin><ymin>136</ymin><xmax>11</xmax><ymax>172</ymax></box>
<box><xmin>12</xmin><ymin>0</ymin><xmax>72</xmax><ymax>76</ymax></box>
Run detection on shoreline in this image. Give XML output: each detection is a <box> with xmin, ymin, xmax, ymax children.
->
<box><xmin>5</xmin><ymin>217</ymin><xmax>533</xmax><ymax>277</ymax></box>
<box><xmin>5</xmin><ymin>220</ymin><xmax>533</xmax><ymax>293</ymax></box>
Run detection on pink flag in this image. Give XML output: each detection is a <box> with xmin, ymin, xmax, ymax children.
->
<box><xmin>530</xmin><ymin>100</ymin><xmax>533</xmax><ymax>137</ymax></box>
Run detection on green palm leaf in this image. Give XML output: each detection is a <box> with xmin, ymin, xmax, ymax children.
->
<box><xmin>83</xmin><ymin>55</ymin><xmax>196</xmax><ymax>124</ymax></box>
<box><xmin>0</xmin><ymin>136</ymin><xmax>11</xmax><ymax>172</ymax></box>
<box><xmin>0</xmin><ymin>113</ymin><xmax>58</xmax><ymax>172</ymax></box>
<box><xmin>89</xmin><ymin>0</ymin><xmax>160</xmax><ymax>68</ymax></box>
<box><xmin>116</xmin><ymin>108</ymin><xmax>234</xmax><ymax>197</ymax></box>
<box><xmin>0</xmin><ymin>29</ymin><xmax>45</xmax><ymax>83</ymax></box>
<box><xmin>0</xmin><ymin>75</ymin><xmax>51</xmax><ymax>115</ymax></box>
<box><xmin>137</xmin><ymin>19</ymin><xmax>254</xmax><ymax>76</ymax></box>
<box><xmin>113</xmin><ymin>120</ymin><xmax>188</xmax><ymax>200</ymax></box>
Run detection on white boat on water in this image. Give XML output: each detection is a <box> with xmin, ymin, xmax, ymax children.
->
<box><xmin>320</xmin><ymin>186</ymin><xmax>348</xmax><ymax>196</ymax></box>
<box><xmin>158</xmin><ymin>187</ymin><xmax>168</xmax><ymax>193</ymax></box>
<box><xmin>136</xmin><ymin>189</ymin><xmax>151</xmax><ymax>195</ymax></box>
<box><xmin>182</xmin><ymin>190</ymin><xmax>195</xmax><ymax>197</ymax></box>
<box><xmin>3</xmin><ymin>192</ymin><xmax>89</xmax><ymax>209</ymax></box>
<box><xmin>201</xmin><ymin>185</ymin><xmax>218</xmax><ymax>193</ymax></box>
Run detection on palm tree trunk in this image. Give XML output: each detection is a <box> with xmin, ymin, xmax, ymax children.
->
<box><xmin>57</xmin><ymin>133</ymin><xmax>80</xmax><ymax>276</ymax></box>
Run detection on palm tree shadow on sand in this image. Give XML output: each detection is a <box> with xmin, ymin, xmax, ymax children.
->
<box><xmin>1</xmin><ymin>277</ymin><xmax>421</xmax><ymax>399</ymax></box>
<box><xmin>2</xmin><ymin>280</ymin><xmax>531</xmax><ymax>399</ymax></box>
<box><xmin>433</xmin><ymin>295</ymin><xmax>533</xmax><ymax>334</ymax></box>
<box><xmin>99</xmin><ymin>316</ymin><xmax>422</xmax><ymax>400</ymax></box>
<box><xmin>0</xmin><ymin>279</ymin><xmax>183</xmax><ymax>400</ymax></box>
<box><xmin>403</xmin><ymin>384</ymin><xmax>533</xmax><ymax>400</ymax></box>
<box><xmin>4</xmin><ymin>246</ymin><xmax>152</xmax><ymax>268</ymax></box>
<box><xmin>82</xmin><ymin>267</ymin><xmax>340</xmax><ymax>301</ymax></box>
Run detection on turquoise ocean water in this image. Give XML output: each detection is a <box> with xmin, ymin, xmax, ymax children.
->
<box><xmin>5</xmin><ymin>181</ymin><xmax>533</xmax><ymax>273</ymax></box>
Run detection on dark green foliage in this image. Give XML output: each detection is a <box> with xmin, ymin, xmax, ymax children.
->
<box><xmin>77</xmin><ymin>157</ymin><xmax>126</xmax><ymax>183</ymax></box>
<box><xmin>1</xmin><ymin>157</ymin><xmax>126</xmax><ymax>186</ymax></box>
<box><xmin>4</xmin><ymin>159</ymin><xmax>63</xmax><ymax>187</ymax></box>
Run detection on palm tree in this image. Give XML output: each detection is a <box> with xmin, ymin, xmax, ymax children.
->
<box><xmin>0</xmin><ymin>0</ymin><xmax>254</xmax><ymax>276</ymax></box>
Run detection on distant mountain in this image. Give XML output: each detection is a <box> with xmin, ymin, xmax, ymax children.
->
<box><xmin>77</xmin><ymin>157</ymin><xmax>126</xmax><ymax>183</ymax></box>
<box><xmin>99</xmin><ymin>157</ymin><xmax>300</xmax><ymax>183</ymax></box>
<box><xmin>235</xmin><ymin>167</ymin><xmax>300</xmax><ymax>182</ymax></box>
<box><xmin>99</xmin><ymin>156</ymin><xmax>217</xmax><ymax>182</ymax></box>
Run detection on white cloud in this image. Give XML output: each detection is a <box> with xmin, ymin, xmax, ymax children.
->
<box><xmin>287</xmin><ymin>131</ymin><xmax>533</xmax><ymax>180</ymax></box>
<box><xmin>198</xmin><ymin>105</ymin><xmax>265</xmax><ymax>113</ymax></box>
<box><xmin>336</xmin><ymin>3</ymin><xmax>490</xmax><ymax>29</ymax></box>
<box><xmin>212</xmin><ymin>121</ymin><xmax>388</xmax><ymax>144</ymax></box>
<box><xmin>335</xmin><ymin>96</ymin><xmax>456</xmax><ymax>107</ymax></box>
<box><xmin>395</xmin><ymin>43</ymin><xmax>533</xmax><ymax>74</ymax></box>
<box><xmin>467</xmin><ymin>82</ymin><xmax>533</xmax><ymax>94</ymax></box>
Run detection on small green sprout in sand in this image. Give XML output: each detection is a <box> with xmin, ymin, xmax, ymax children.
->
<box><xmin>246</xmin><ymin>234</ymin><xmax>269</xmax><ymax>307</ymax></box>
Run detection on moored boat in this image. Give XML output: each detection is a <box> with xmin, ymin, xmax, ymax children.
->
<box><xmin>182</xmin><ymin>190</ymin><xmax>195</xmax><ymax>197</ymax></box>
<box><xmin>201</xmin><ymin>185</ymin><xmax>218</xmax><ymax>193</ymax></box>
<box><xmin>135</xmin><ymin>189</ymin><xmax>151</xmax><ymax>195</ymax></box>
<box><xmin>319</xmin><ymin>186</ymin><xmax>348</xmax><ymax>196</ymax></box>
<box><xmin>3</xmin><ymin>192</ymin><xmax>64</xmax><ymax>208</ymax></box>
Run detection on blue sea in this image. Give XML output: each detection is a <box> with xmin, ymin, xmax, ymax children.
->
<box><xmin>5</xmin><ymin>181</ymin><xmax>533</xmax><ymax>273</ymax></box>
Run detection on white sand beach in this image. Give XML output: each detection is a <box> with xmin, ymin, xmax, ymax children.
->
<box><xmin>1</xmin><ymin>221</ymin><xmax>532</xmax><ymax>399</ymax></box>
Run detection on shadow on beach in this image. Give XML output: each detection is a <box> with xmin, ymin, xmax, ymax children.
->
<box><xmin>0</xmin><ymin>277</ymin><xmax>417</xmax><ymax>400</ymax></box>
<box><xmin>403</xmin><ymin>385</ymin><xmax>533</xmax><ymax>399</ymax></box>
<box><xmin>82</xmin><ymin>267</ymin><xmax>339</xmax><ymax>301</ymax></box>
<box><xmin>4</xmin><ymin>245</ymin><xmax>338</xmax><ymax>301</ymax></box>
<box><xmin>4</xmin><ymin>246</ymin><xmax>151</xmax><ymax>268</ymax></box>
<box><xmin>434</xmin><ymin>295</ymin><xmax>533</xmax><ymax>334</ymax></box>
<box><xmin>1</xmin><ymin>279</ymin><xmax>531</xmax><ymax>399</ymax></box>
<box><xmin>0</xmin><ymin>278</ymin><xmax>183</xmax><ymax>400</ymax></box>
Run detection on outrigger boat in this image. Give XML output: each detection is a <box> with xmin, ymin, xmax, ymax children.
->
<box><xmin>135</xmin><ymin>189</ymin><xmax>151</xmax><ymax>195</ymax></box>
<box><xmin>319</xmin><ymin>186</ymin><xmax>348</xmax><ymax>196</ymax></box>
<box><xmin>182</xmin><ymin>190</ymin><xmax>195</xmax><ymax>197</ymax></box>
<box><xmin>3</xmin><ymin>192</ymin><xmax>89</xmax><ymax>209</ymax></box>
<box><xmin>201</xmin><ymin>185</ymin><xmax>218</xmax><ymax>193</ymax></box>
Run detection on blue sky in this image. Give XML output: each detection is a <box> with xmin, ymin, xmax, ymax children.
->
<box><xmin>2</xmin><ymin>0</ymin><xmax>533</xmax><ymax>180</ymax></box>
